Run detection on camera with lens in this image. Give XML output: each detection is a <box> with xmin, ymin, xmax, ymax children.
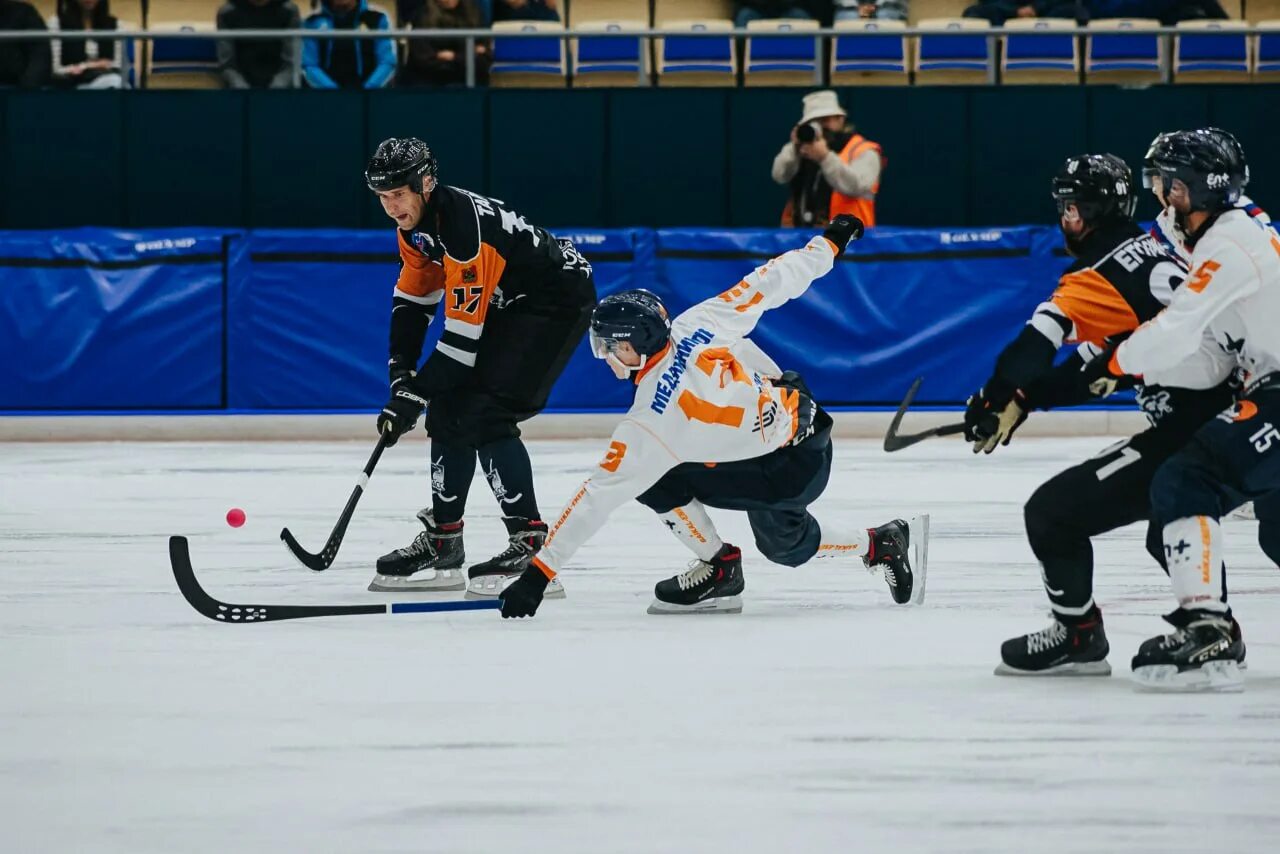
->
<box><xmin>795</xmin><ymin>122</ymin><xmax>820</xmax><ymax>144</ymax></box>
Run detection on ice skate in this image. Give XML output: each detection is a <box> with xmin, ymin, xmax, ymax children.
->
<box><xmin>368</xmin><ymin>509</ymin><xmax>465</xmax><ymax>592</ymax></box>
<box><xmin>648</xmin><ymin>544</ymin><xmax>744</xmax><ymax>615</ymax></box>
<box><xmin>995</xmin><ymin>609</ymin><xmax>1111</xmax><ymax>677</ymax></box>
<box><xmin>863</xmin><ymin>515</ymin><xmax>928</xmax><ymax>605</ymax></box>
<box><xmin>1130</xmin><ymin>610</ymin><xmax>1244</xmax><ymax>693</ymax></box>
<box><xmin>465</xmin><ymin>517</ymin><xmax>565</xmax><ymax>600</ymax></box>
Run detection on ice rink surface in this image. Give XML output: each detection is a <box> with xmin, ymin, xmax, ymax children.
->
<box><xmin>3</xmin><ymin>436</ymin><xmax>1279</xmax><ymax>854</ymax></box>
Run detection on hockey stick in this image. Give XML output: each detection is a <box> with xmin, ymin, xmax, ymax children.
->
<box><xmin>280</xmin><ymin>434</ymin><xmax>389</xmax><ymax>571</ymax></box>
<box><xmin>882</xmin><ymin>377</ymin><xmax>967</xmax><ymax>453</ymax></box>
<box><xmin>170</xmin><ymin>536</ymin><xmax>499</xmax><ymax>623</ymax></box>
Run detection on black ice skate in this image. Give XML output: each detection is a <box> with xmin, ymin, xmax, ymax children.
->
<box><xmin>465</xmin><ymin>517</ymin><xmax>564</xmax><ymax>600</ymax></box>
<box><xmin>648</xmin><ymin>544</ymin><xmax>745</xmax><ymax>615</ymax></box>
<box><xmin>368</xmin><ymin>509</ymin><xmax>465</xmax><ymax>592</ymax></box>
<box><xmin>863</xmin><ymin>515</ymin><xmax>929</xmax><ymax>605</ymax></box>
<box><xmin>1131</xmin><ymin>609</ymin><xmax>1245</xmax><ymax>693</ymax></box>
<box><xmin>995</xmin><ymin>608</ymin><xmax>1111</xmax><ymax>677</ymax></box>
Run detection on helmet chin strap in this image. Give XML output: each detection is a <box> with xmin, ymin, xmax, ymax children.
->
<box><xmin>606</xmin><ymin>352</ymin><xmax>645</xmax><ymax>380</ymax></box>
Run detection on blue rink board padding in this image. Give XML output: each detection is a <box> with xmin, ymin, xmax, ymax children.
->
<box><xmin>0</xmin><ymin>228</ymin><xmax>231</xmax><ymax>409</ymax></box>
<box><xmin>1</xmin><ymin>226</ymin><xmax>1108</xmax><ymax>411</ymax></box>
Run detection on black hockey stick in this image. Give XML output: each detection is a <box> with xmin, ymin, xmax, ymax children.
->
<box><xmin>280</xmin><ymin>434</ymin><xmax>389</xmax><ymax>571</ymax></box>
<box><xmin>883</xmin><ymin>377</ymin><xmax>967</xmax><ymax>453</ymax></box>
<box><xmin>170</xmin><ymin>536</ymin><xmax>499</xmax><ymax>623</ymax></box>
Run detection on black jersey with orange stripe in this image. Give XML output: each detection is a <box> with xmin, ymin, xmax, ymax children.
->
<box><xmin>388</xmin><ymin>185</ymin><xmax>594</xmax><ymax>397</ymax></box>
<box><xmin>983</xmin><ymin>221</ymin><xmax>1187</xmax><ymax>409</ymax></box>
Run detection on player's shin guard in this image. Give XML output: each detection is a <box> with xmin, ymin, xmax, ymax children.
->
<box><xmin>657</xmin><ymin>501</ymin><xmax>724</xmax><ymax>562</ymax></box>
<box><xmin>1163</xmin><ymin>515</ymin><xmax>1228</xmax><ymax>614</ymax></box>
<box><xmin>477</xmin><ymin>437</ymin><xmax>540</xmax><ymax>521</ymax></box>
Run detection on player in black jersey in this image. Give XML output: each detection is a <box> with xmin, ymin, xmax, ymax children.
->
<box><xmin>364</xmin><ymin>138</ymin><xmax>596</xmax><ymax>598</ymax></box>
<box><xmin>961</xmin><ymin>154</ymin><xmax>1236</xmax><ymax>677</ymax></box>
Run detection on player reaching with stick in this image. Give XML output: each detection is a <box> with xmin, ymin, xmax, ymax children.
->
<box><xmin>365</xmin><ymin>138</ymin><xmax>596</xmax><ymax>598</ymax></box>
<box><xmin>494</xmin><ymin>216</ymin><xmax>928</xmax><ymax>618</ymax></box>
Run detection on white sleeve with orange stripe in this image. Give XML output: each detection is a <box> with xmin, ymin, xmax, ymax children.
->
<box><xmin>675</xmin><ymin>236</ymin><xmax>836</xmax><ymax>342</ymax></box>
<box><xmin>1116</xmin><ymin>238</ymin><xmax>1258</xmax><ymax>376</ymax></box>
<box><xmin>532</xmin><ymin>417</ymin><xmax>679</xmax><ymax>579</ymax></box>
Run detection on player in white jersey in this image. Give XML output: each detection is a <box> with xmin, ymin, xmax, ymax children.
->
<box><xmin>494</xmin><ymin>215</ymin><xmax>929</xmax><ymax>618</ymax></box>
<box><xmin>1089</xmin><ymin>129</ymin><xmax>1280</xmax><ymax>691</ymax></box>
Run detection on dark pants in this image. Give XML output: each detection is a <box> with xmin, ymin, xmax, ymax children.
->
<box><xmin>635</xmin><ymin>412</ymin><xmax>834</xmax><ymax>567</ymax></box>
<box><xmin>1255</xmin><ymin>489</ymin><xmax>1280</xmax><ymax>567</ymax></box>
<box><xmin>426</xmin><ymin>280</ymin><xmax>594</xmax><ymax>447</ymax></box>
<box><xmin>1025</xmin><ymin>421</ymin><xmax>1206</xmax><ymax>618</ymax></box>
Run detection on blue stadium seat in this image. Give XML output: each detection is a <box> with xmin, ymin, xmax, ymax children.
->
<box><xmin>1002</xmin><ymin>18</ymin><xmax>1079</xmax><ymax>84</ymax></box>
<box><xmin>831</xmin><ymin>20</ymin><xmax>908</xmax><ymax>86</ymax></box>
<box><xmin>658</xmin><ymin>20</ymin><xmax>735</xmax><ymax>86</ymax></box>
<box><xmin>1259</xmin><ymin>22</ymin><xmax>1280</xmax><ymax>80</ymax></box>
<box><xmin>915</xmin><ymin>18</ymin><xmax>992</xmax><ymax>85</ymax></box>
<box><xmin>490</xmin><ymin>20</ymin><xmax>568</xmax><ymax>88</ymax></box>
<box><xmin>1086</xmin><ymin>19</ymin><xmax>1163</xmax><ymax>84</ymax></box>
<box><xmin>745</xmin><ymin>19</ymin><xmax>820</xmax><ymax>86</ymax></box>
<box><xmin>573</xmin><ymin>20</ymin><xmax>648</xmax><ymax>86</ymax></box>
<box><xmin>147</xmin><ymin>23</ymin><xmax>220</xmax><ymax>89</ymax></box>
<box><xmin>1175</xmin><ymin>21</ymin><xmax>1250</xmax><ymax>82</ymax></box>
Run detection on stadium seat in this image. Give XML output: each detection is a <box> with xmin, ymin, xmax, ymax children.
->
<box><xmin>914</xmin><ymin>18</ymin><xmax>992</xmax><ymax>85</ymax></box>
<box><xmin>490</xmin><ymin>20</ymin><xmax>568</xmax><ymax>88</ymax></box>
<box><xmin>654</xmin><ymin>0</ymin><xmax>734</xmax><ymax>24</ymax></box>
<box><xmin>573</xmin><ymin>20</ymin><xmax>649</xmax><ymax>87</ymax></box>
<box><xmin>1257</xmin><ymin>20</ymin><xmax>1280</xmax><ymax>80</ymax></box>
<box><xmin>1086</xmin><ymin>19</ymin><xmax>1163</xmax><ymax>85</ymax></box>
<box><xmin>656</xmin><ymin>20</ymin><xmax>735</xmax><ymax>87</ymax></box>
<box><xmin>569</xmin><ymin>0</ymin><xmax>651</xmax><ymax>27</ymax></box>
<box><xmin>830</xmin><ymin>19</ymin><xmax>909</xmax><ymax>86</ymax></box>
<box><xmin>744</xmin><ymin>18</ymin><xmax>820</xmax><ymax>86</ymax></box>
<box><xmin>146</xmin><ymin>22</ymin><xmax>220</xmax><ymax>89</ymax></box>
<box><xmin>1174</xmin><ymin>20</ymin><xmax>1250</xmax><ymax>83</ymax></box>
<box><xmin>1001</xmin><ymin>18</ymin><xmax>1079</xmax><ymax>85</ymax></box>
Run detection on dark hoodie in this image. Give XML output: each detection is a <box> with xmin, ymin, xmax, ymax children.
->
<box><xmin>217</xmin><ymin>0</ymin><xmax>302</xmax><ymax>89</ymax></box>
<box><xmin>0</xmin><ymin>0</ymin><xmax>51</xmax><ymax>88</ymax></box>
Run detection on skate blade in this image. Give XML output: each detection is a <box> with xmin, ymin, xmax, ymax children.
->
<box><xmin>1131</xmin><ymin>660</ymin><xmax>1244</xmax><ymax>693</ymax></box>
<box><xmin>367</xmin><ymin>568</ymin><xmax>465</xmax><ymax>593</ymax></box>
<box><xmin>646</xmin><ymin>595</ymin><xmax>742</xmax><ymax>616</ymax></box>
<box><xmin>464</xmin><ymin>575</ymin><xmax>566</xmax><ymax>600</ymax></box>
<box><xmin>910</xmin><ymin>513</ymin><xmax>929</xmax><ymax>606</ymax></box>
<box><xmin>994</xmin><ymin>660</ymin><xmax>1112</xmax><ymax>677</ymax></box>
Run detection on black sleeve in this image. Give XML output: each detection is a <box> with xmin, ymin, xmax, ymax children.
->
<box><xmin>389</xmin><ymin>295</ymin><xmax>435</xmax><ymax>373</ymax></box>
<box><xmin>982</xmin><ymin>325</ymin><xmax>1060</xmax><ymax>405</ymax></box>
<box><xmin>1023</xmin><ymin>351</ymin><xmax>1099</xmax><ymax>412</ymax></box>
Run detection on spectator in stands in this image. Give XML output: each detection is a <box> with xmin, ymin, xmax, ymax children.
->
<box><xmin>962</xmin><ymin>0</ymin><xmax>1087</xmax><ymax>25</ymax></box>
<box><xmin>735</xmin><ymin>2</ymin><xmax>817</xmax><ymax>28</ymax></box>
<box><xmin>217</xmin><ymin>0</ymin><xmax>302</xmax><ymax>89</ymax></box>
<box><xmin>833</xmin><ymin>0</ymin><xmax>908</xmax><ymax>21</ymax></box>
<box><xmin>492</xmin><ymin>0</ymin><xmax>559</xmax><ymax>22</ymax></box>
<box><xmin>48</xmin><ymin>0</ymin><xmax>124</xmax><ymax>89</ymax></box>
<box><xmin>402</xmin><ymin>0</ymin><xmax>489</xmax><ymax>86</ymax></box>
<box><xmin>399</xmin><ymin>0</ymin><xmax>491</xmax><ymax>24</ymax></box>
<box><xmin>1085</xmin><ymin>0</ymin><xmax>1225</xmax><ymax>24</ymax></box>
<box><xmin>0</xmin><ymin>0</ymin><xmax>52</xmax><ymax>88</ymax></box>
<box><xmin>302</xmin><ymin>0</ymin><xmax>396</xmax><ymax>88</ymax></box>
<box><xmin>772</xmin><ymin>89</ymin><xmax>884</xmax><ymax>229</ymax></box>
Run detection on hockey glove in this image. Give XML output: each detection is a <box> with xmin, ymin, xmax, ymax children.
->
<box><xmin>964</xmin><ymin>384</ymin><xmax>1028</xmax><ymax>455</ymax></box>
<box><xmin>822</xmin><ymin>214</ymin><xmax>865</xmax><ymax>256</ymax></box>
<box><xmin>376</xmin><ymin>381</ymin><xmax>428</xmax><ymax>447</ymax></box>
<box><xmin>388</xmin><ymin>355</ymin><xmax>416</xmax><ymax>388</ymax></box>
<box><xmin>499</xmin><ymin>565</ymin><xmax>550</xmax><ymax>619</ymax></box>
<box><xmin>1082</xmin><ymin>345</ymin><xmax>1134</xmax><ymax>398</ymax></box>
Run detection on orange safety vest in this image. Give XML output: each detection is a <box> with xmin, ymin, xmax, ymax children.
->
<box><xmin>828</xmin><ymin>134</ymin><xmax>882</xmax><ymax>228</ymax></box>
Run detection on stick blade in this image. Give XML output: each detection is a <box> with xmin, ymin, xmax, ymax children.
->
<box><xmin>280</xmin><ymin>527</ymin><xmax>333</xmax><ymax>572</ymax></box>
<box><xmin>883</xmin><ymin>376</ymin><xmax>924</xmax><ymax>453</ymax></box>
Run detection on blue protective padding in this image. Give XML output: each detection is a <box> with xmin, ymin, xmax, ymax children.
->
<box><xmin>0</xmin><ymin>228</ymin><xmax>231</xmax><ymax>409</ymax></box>
<box><xmin>654</xmin><ymin>226</ymin><xmax>1048</xmax><ymax>405</ymax></box>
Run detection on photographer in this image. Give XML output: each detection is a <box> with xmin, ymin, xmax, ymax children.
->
<box><xmin>771</xmin><ymin>90</ymin><xmax>884</xmax><ymax>228</ymax></box>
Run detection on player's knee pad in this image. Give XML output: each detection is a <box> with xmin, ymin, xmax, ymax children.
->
<box><xmin>1149</xmin><ymin>455</ymin><xmax>1224</xmax><ymax>522</ymax></box>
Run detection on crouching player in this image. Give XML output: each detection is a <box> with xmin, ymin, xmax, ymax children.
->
<box><xmin>495</xmin><ymin>216</ymin><xmax>929</xmax><ymax>618</ymax></box>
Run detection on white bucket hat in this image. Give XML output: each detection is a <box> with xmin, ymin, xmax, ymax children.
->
<box><xmin>799</xmin><ymin>90</ymin><xmax>847</xmax><ymax>126</ymax></box>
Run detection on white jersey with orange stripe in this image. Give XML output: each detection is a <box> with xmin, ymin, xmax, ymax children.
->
<box><xmin>533</xmin><ymin>236</ymin><xmax>839</xmax><ymax>578</ymax></box>
<box><xmin>1150</xmin><ymin>194</ymin><xmax>1273</xmax><ymax>264</ymax></box>
<box><xmin>1117</xmin><ymin>208</ymin><xmax>1280</xmax><ymax>391</ymax></box>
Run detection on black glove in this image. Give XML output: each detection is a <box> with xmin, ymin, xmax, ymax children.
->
<box><xmin>376</xmin><ymin>380</ymin><xmax>428</xmax><ymax>447</ymax></box>
<box><xmin>964</xmin><ymin>380</ymin><xmax>1028</xmax><ymax>455</ymax></box>
<box><xmin>388</xmin><ymin>355</ymin><xmax>416</xmax><ymax>388</ymax></box>
<box><xmin>499</xmin><ymin>566</ymin><xmax>551</xmax><ymax>619</ymax></box>
<box><xmin>822</xmin><ymin>214</ymin><xmax>865</xmax><ymax>256</ymax></box>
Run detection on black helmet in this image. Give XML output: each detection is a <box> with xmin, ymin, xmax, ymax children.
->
<box><xmin>365</xmin><ymin>137</ymin><xmax>438</xmax><ymax>194</ymax></box>
<box><xmin>1051</xmin><ymin>153</ymin><xmax>1137</xmax><ymax>224</ymax></box>
<box><xmin>1142</xmin><ymin>129</ymin><xmax>1245</xmax><ymax>213</ymax></box>
<box><xmin>590</xmin><ymin>290</ymin><xmax>672</xmax><ymax>363</ymax></box>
